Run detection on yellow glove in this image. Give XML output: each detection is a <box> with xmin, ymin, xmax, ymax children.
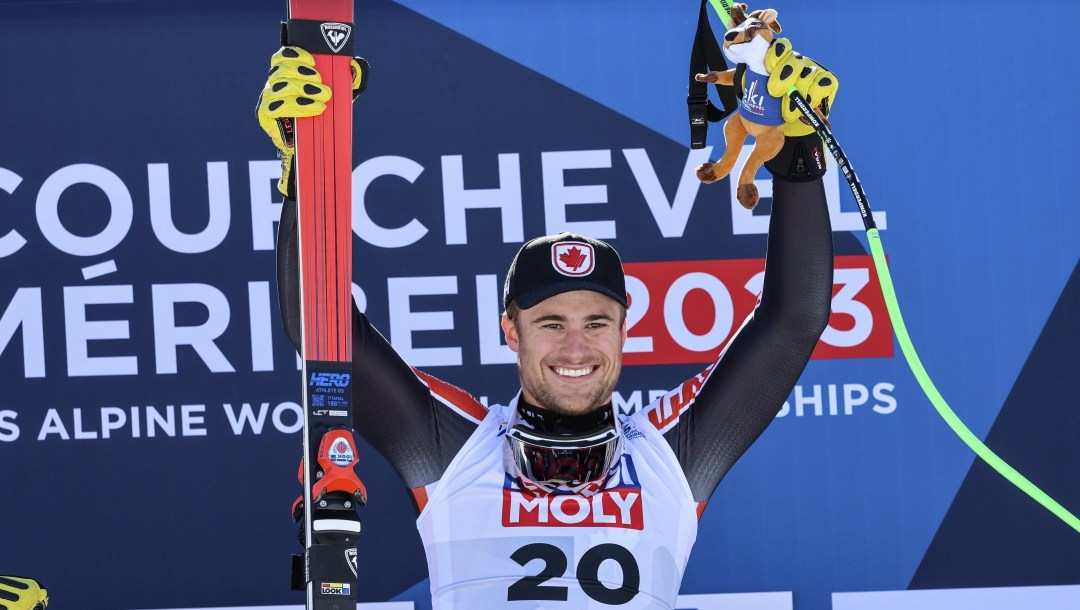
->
<box><xmin>256</xmin><ymin>47</ymin><xmax>370</xmax><ymax>198</ymax></box>
<box><xmin>0</xmin><ymin>576</ymin><xmax>48</xmax><ymax>610</ymax></box>
<box><xmin>764</xmin><ymin>38</ymin><xmax>838</xmax><ymax>137</ymax></box>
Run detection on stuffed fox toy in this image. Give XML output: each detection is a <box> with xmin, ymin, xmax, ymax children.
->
<box><xmin>694</xmin><ymin>4</ymin><xmax>835</xmax><ymax>209</ymax></box>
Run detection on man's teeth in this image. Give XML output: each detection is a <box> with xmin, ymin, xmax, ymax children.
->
<box><xmin>554</xmin><ymin>366</ymin><xmax>591</xmax><ymax>378</ymax></box>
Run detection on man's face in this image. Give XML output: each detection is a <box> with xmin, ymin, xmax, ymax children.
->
<box><xmin>502</xmin><ymin>290</ymin><xmax>627</xmax><ymax>416</ymax></box>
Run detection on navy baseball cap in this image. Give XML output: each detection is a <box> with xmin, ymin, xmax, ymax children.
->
<box><xmin>503</xmin><ymin>232</ymin><xmax>628</xmax><ymax>311</ymax></box>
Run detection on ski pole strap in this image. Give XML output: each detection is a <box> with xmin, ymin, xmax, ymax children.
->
<box><xmin>688</xmin><ymin>0</ymin><xmax>738</xmax><ymax>149</ymax></box>
<box><xmin>784</xmin><ymin>85</ymin><xmax>1080</xmax><ymax>535</ymax></box>
<box><xmin>284</xmin><ymin>19</ymin><xmax>355</xmax><ymax>56</ymax></box>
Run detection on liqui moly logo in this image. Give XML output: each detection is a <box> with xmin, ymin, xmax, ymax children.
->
<box><xmin>742</xmin><ymin>79</ymin><xmax>766</xmax><ymax>116</ymax></box>
<box><xmin>502</xmin><ymin>455</ymin><xmax>644</xmax><ymax>530</ymax></box>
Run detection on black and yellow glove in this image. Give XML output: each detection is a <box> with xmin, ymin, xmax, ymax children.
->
<box><xmin>765</xmin><ymin>38</ymin><xmax>838</xmax><ymax>136</ymax></box>
<box><xmin>762</xmin><ymin>38</ymin><xmax>839</xmax><ymax>181</ymax></box>
<box><xmin>256</xmin><ymin>46</ymin><xmax>370</xmax><ymax>198</ymax></box>
<box><xmin>0</xmin><ymin>576</ymin><xmax>48</xmax><ymax>610</ymax></box>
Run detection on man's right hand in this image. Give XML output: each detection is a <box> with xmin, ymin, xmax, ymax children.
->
<box><xmin>0</xmin><ymin>576</ymin><xmax>48</xmax><ymax>609</ymax></box>
<box><xmin>256</xmin><ymin>47</ymin><xmax>333</xmax><ymax>199</ymax></box>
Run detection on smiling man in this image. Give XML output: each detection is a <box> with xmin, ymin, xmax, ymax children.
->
<box><xmin>502</xmin><ymin>234</ymin><xmax>629</xmax><ymax>417</ymax></box>
<box><xmin>262</xmin><ymin>38</ymin><xmax>837</xmax><ymax>609</ymax></box>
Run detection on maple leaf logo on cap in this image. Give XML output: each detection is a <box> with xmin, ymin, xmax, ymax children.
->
<box><xmin>552</xmin><ymin>242</ymin><xmax>595</xmax><ymax>277</ymax></box>
<box><xmin>560</xmin><ymin>247</ymin><xmax>587</xmax><ymax>270</ymax></box>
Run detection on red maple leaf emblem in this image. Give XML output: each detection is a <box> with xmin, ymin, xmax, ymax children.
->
<box><xmin>559</xmin><ymin>246</ymin><xmax>588</xmax><ymax>271</ymax></box>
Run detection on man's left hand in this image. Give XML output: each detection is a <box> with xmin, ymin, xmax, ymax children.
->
<box><xmin>765</xmin><ymin>37</ymin><xmax>839</xmax><ymax>137</ymax></box>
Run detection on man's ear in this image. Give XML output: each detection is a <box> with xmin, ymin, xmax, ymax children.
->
<box><xmin>502</xmin><ymin>316</ymin><xmax>521</xmax><ymax>353</ymax></box>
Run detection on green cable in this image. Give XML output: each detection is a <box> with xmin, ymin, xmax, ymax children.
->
<box><xmin>866</xmin><ymin>229</ymin><xmax>1080</xmax><ymax>533</ymax></box>
<box><xmin>785</xmin><ymin>84</ymin><xmax>1080</xmax><ymax>534</ymax></box>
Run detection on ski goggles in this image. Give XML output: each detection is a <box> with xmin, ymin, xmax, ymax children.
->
<box><xmin>505</xmin><ymin>424</ymin><xmax>622</xmax><ymax>495</ymax></box>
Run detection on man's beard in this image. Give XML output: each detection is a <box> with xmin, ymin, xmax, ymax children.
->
<box><xmin>527</xmin><ymin>374</ymin><xmax>615</xmax><ymax>415</ymax></box>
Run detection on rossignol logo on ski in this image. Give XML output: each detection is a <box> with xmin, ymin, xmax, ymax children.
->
<box><xmin>502</xmin><ymin>455</ymin><xmax>644</xmax><ymax>529</ymax></box>
<box><xmin>310</xmin><ymin>372</ymin><xmax>351</xmax><ymax>387</ymax></box>
<box><xmin>320</xmin><ymin>582</ymin><xmax>351</xmax><ymax>596</ymax></box>
<box><xmin>320</xmin><ymin>22</ymin><xmax>352</xmax><ymax>53</ymax></box>
<box><xmin>345</xmin><ymin>548</ymin><xmax>358</xmax><ymax>576</ymax></box>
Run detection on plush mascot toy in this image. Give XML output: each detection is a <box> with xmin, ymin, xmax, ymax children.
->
<box><xmin>694</xmin><ymin>4</ymin><xmax>836</xmax><ymax>209</ymax></box>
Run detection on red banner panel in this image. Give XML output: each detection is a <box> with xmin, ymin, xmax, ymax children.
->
<box><xmin>622</xmin><ymin>255</ymin><xmax>893</xmax><ymax>366</ymax></box>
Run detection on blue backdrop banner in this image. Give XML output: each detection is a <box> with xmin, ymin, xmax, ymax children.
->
<box><xmin>1</xmin><ymin>1</ymin><xmax>1078</xmax><ymax>609</ymax></box>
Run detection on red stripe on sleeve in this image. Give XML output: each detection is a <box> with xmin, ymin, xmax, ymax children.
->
<box><xmin>411</xmin><ymin>368</ymin><xmax>488</xmax><ymax>423</ymax></box>
<box><xmin>412</xmin><ymin>486</ymin><xmax>429</xmax><ymax>513</ymax></box>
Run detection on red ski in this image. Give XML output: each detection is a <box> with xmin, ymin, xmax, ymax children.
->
<box><xmin>283</xmin><ymin>1</ymin><xmax>365</xmax><ymax>609</ymax></box>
